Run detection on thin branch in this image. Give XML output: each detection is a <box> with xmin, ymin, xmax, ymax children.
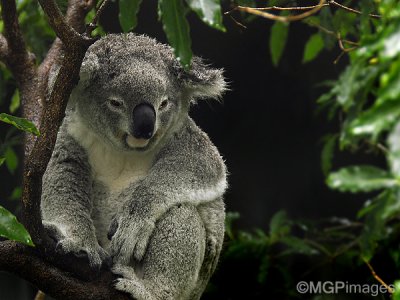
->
<box><xmin>86</xmin><ymin>0</ymin><xmax>111</xmax><ymax>35</ymax></box>
<box><xmin>37</xmin><ymin>0</ymin><xmax>92</xmax><ymax>48</ymax></box>
<box><xmin>0</xmin><ymin>241</ymin><xmax>130</xmax><ymax>300</ymax></box>
<box><xmin>229</xmin><ymin>0</ymin><xmax>327</xmax><ymax>22</ymax></box>
<box><xmin>304</xmin><ymin>20</ymin><xmax>359</xmax><ymax>64</ymax></box>
<box><xmin>242</xmin><ymin>4</ymin><xmax>329</xmax><ymax>11</ymax></box>
<box><xmin>0</xmin><ymin>0</ymin><xmax>29</xmax><ymax>59</ymax></box>
<box><xmin>305</xmin><ymin>20</ymin><xmax>359</xmax><ymax>46</ymax></box>
<box><xmin>329</xmin><ymin>0</ymin><xmax>381</xmax><ymax>19</ymax></box>
<box><xmin>38</xmin><ymin>0</ymin><xmax>96</xmax><ymax>107</ymax></box>
<box><xmin>364</xmin><ymin>259</ymin><xmax>394</xmax><ymax>294</ymax></box>
<box><xmin>65</xmin><ymin>0</ymin><xmax>97</xmax><ymax>33</ymax></box>
<box><xmin>228</xmin><ymin>0</ymin><xmax>381</xmax><ymax>20</ymax></box>
<box><xmin>228</xmin><ymin>15</ymin><xmax>247</xmax><ymax>30</ymax></box>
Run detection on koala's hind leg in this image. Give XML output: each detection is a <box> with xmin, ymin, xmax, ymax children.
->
<box><xmin>113</xmin><ymin>204</ymin><xmax>206</xmax><ymax>300</ymax></box>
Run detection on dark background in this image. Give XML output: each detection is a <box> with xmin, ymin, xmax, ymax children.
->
<box><xmin>0</xmin><ymin>0</ymin><xmax>386</xmax><ymax>299</ymax></box>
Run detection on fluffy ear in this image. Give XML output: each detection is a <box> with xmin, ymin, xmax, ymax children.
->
<box><xmin>179</xmin><ymin>57</ymin><xmax>227</xmax><ymax>101</ymax></box>
<box><xmin>79</xmin><ymin>52</ymin><xmax>100</xmax><ymax>88</ymax></box>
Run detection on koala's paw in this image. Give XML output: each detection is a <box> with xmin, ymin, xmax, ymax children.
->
<box><xmin>43</xmin><ymin>222</ymin><xmax>108</xmax><ymax>270</ymax></box>
<box><xmin>112</xmin><ymin>265</ymin><xmax>155</xmax><ymax>300</ymax></box>
<box><xmin>108</xmin><ymin>216</ymin><xmax>155</xmax><ymax>264</ymax></box>
<box><xmin>43</xmin><ymin>221</ymin><xmax>65</xmax><ymax>243</ymax></box>
<box><xmin>56</xmin><ymin>238</ymin><xmax>109</xmax><ymax>270</ymax></box>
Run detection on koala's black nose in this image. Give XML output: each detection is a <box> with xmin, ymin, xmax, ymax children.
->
<box><xmin>132</xmin><ymin>103</ymin><xmax>156</xmax><ymax>139</ymax></box>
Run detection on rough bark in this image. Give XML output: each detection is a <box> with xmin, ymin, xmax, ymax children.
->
<box><xmin>0</xmin><ymin>1</ymin><xmax>129</xmax><ymax>299</ymax></box>
<box><xmin>0</xmin><ymin>241</ymin><xmax>130</xmax><ymax>300</ymax></box>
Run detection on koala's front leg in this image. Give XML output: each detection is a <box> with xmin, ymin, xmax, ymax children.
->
<box><xmin>109</xmin><ymin>122</ymin><xmax>227</xmax><ymax>264</ymax></box>
<box><xmin>41</xmin><ymin>131</ymin><xmax>108</xmax><ymax>269</ymax></box>
<box><xmin>112</xmin><ymin>204</ymin><xmax>206</xmax><ymax>300</ymax></box>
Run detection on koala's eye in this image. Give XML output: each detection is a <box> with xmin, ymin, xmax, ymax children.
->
<box><xmin>109</xmin><ymin>99</ymin><xmax>123</xmax><ymax>108</ymax></box>
<box><xmin>159</xmin><ymin>99</ymin><xmax>169</xmax><ymax>110</ymax></box>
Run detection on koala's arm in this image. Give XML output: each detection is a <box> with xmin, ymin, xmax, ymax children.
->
<box><xmin>110</xmin><ymin>119</ymin><xmax>227</xmax><ymax>263</ymax></box>
<box><xmin>113</xmin><ymin>203</ymin><xmax>207</xmax><ymax>300</ymax></box>
<box><xmin>41</xmin><ymin>121</ymin><xmax>108</xmax><ymax>268</ymax></box>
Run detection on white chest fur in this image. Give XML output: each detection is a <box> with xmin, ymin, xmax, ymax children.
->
<box><xmin>67</xmin><ymin>115</ymin><xmax>153</xmax><ymax>194</ymax></box>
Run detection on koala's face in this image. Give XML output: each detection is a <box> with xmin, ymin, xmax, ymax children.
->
<box><xmin>75</xmin><ymin>60</ymin><xmax>183</xmax><ymax>152</ymax></box>
<box><xmin>72</xmin><ymin>34</ymin><xmax>226</xmax><ymax>152</ymax></box>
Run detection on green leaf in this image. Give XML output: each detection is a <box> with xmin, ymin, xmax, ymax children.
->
<box><xmin>393</xmin><ymin>281</ymin><xmax>400</xmax><ymax>300</ymax></box>
<box><xmin>388</xmin><ymin>121</ymin><xmax>400</xmax><ymax>176</ymax></box>
<box><xmin>257</xmin><ymin>255</ymin><xmax>270</xmax><ymax>283</ymax></box>
<box><xmin>186</xmin><ymin>0</ymin><xmax>226</xmax><ymax>31</ymax></box>
<box><xmin>159</xmin><ymin>0</ymin><xmax>192</xmax><ymax>69</ymax></box>
<box><xmin>269</xmin><ymin>210</ymin><xmax>290</xmax><ymax>243</ymax></box>
<box><xmin>327</xmin><ymin>165</ymin><xmax>398</xmax><ymax>193</ymax></box>
<box><xmin>302</xmin><ymin>33</ymin><xmax>324</xmax><ymax>63</ymax></box>
<box><xmin>9</xmin><ymin>89</ymin><xmax>20</xmax><ymax>114</ymax></box>
<box><xmin>359</xmin><ymin>0</ymin><xmax>374</xmax><ymax>35</ymax></box>
<box><xmin>348</xmin><ymin>99</ymin><xmax>400</xmax><ymax>140</ymax></box>
<box><xmin>269</xmin><ymin>20</ymin><xmax>289</xmax><ymax>67</ymax></box>
<box><xmin>0</xmin><ymin>157</ymin><xmax>5</xmax><ymax>166</ymax></box>
<box><xmin>0</xmin><ymin>205</ymin><xmax>34</xmax><ymax>246</ymax></box>
<box><xmin>0</xmin><ymin>113</ymin><xmax>40</xmax><ymax>136</ymax></box>
<box><xmin>5</xmin><ymin>147</ymin><xmax>18</xmax><ymax>174</ymax></box>
<box><xmin>119</xmin><ymin>0</ymin><xmax>143</xmax><ymax>32</ymax></box>
<box><xmin>280</xmin><ymin>236</ymin><xmax>319</xmax><ymax>256</ymax></box>
<box><xmin>9</xmin><ymin>187</ymin><xmax>22</xmax><ymax>201</ymax></box>
<box><xmin>321</xmin><ymin>134</ymin><xmax>337</xmax><ymax>176</ymax></box>
<box><xmin>359</xmin><ymin>191</ymin><xmax>395</xmax><ymax>260</ymax></box>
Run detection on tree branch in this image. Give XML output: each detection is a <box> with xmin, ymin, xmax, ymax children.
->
<box><xmin>0</xmin><ymin>0</ymin><xmax>41</xmax><ymax>155</ymax></box>
<box><xmin>0</xmin><ymin>241</ymin><xmax>130</xmax><ymax>300</ymax></box>
<box><xmin>228</xmin><ymin>0</ymin><xmax>327</xmax><ymax>22</ymax></box>
<box><xmin>38</xmin><ymin>0</ymin><xmax>93</xmax><ymax>48</ymax></box>
<box><xmin>329</xmin><ymin>0</ymin><xmax>381</xmax><ymax>19</ymax></box>
<box><xmin>23</xmin><ymin>0</ymin><xmax>98</xmax><ymax>249</ymax></box>
<box><xmin>86</xmin><ymin>0</ymin><xmax>111</xmax><ymax>35</ymax></box>
<box><xmin>226</xmin><ymin>0</ymin><xmax>381</xmax><ymax>22</ymax></box>
<box><xmin>37</xmin><ymin>0</ymin><xmax>96</xmax><ymax>112</ymax></box>
<box><xmin>0</xmin><ymin>1</ymin><xmax>127</xmax><ymax>298</ymax></box>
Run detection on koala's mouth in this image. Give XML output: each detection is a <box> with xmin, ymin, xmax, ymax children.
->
<box><xmin>125</xmin><ymin>134</ymin><xmax>150</xmax><ymax>149</ymax></box>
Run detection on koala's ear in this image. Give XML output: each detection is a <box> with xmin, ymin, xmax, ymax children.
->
<box><xmin>177</xmin><ymin>57</ymin><xmax>227</xmax><ymax>101</ymax></box>
<box><xmin>79</xmin><ymin>52</ymin><xmax>100</xmax><ymax>87</ymax></box>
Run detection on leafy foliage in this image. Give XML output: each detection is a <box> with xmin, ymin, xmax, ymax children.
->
<box><xmin>269</xmin><ymin>14</ymin><xmax>289</xmax><ymax>66</ymax></box>
<box><xmin>109</xmin><ymin>0</ymin><xmax>226</xmax><ymax>68</ymax></box>
<box><xmin>303</xmin><ymin>33</ymin><xmax>324</xmax><ymax>63</ymax></box>
<box><xmin>0</xmin><ymin>206</ymin><xmax>34</xmax><ymax>246</ymax></box>
<box><xmin>317</xmin><ymin>0</ymin><xmax>400</xmax><ymax>264</ymax></box>
<box><xmin>119</xmin><ymin>0</ymin><xmax>143</xmax><ymax>32</ymax></box>
<box><xmin>0</xmin><ymin>113</ymin><xmax>40</xmax><ymax>136</ymax></box>
<box><xmin>158</xmin><ymin>0</ymin><xmax>192</xmax><ymax>69</ymax></box>
<box><xmin>186</xmin><ymin>0</ymin><xmax>226</xmax><ymax>32</ymax></box>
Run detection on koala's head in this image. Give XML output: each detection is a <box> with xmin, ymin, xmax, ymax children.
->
<box><xmin>70</xmin><ymin>33</ymin><xmax>226</xmax><ymax>152</ymax></box>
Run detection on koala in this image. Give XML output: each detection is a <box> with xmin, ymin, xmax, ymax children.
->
<box><xmin>41</xmin><ymin>33</ymin><xmax>227</xmax><ymax>299</ymax></box>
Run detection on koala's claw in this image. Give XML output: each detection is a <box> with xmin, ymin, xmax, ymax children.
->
<box><xmin>54</xmin><ymin>238</ymin><xmax>106</xmax><ymax>270</ymax></box>
<box><xmin>44</xmin><ymin>221</ymin><xmax>110</xmax><ymax>270</ymax></box>
<box><xmin>111</xmin><ymin>264</ymin><xmax>136</xmax><ymax>280</ymax></box>
<box><xmin>109</xmin><ymin>217</ymin><xmax>155</xmax><ymax>264</ymax></box>
<box><xmin>112</xmin><ymin>268</ymin><xmax>155</xmax><ymax>300</ymax></box>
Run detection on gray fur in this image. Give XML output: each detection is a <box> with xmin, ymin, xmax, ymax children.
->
<box><xmin>41</xmin><ymin>33</ymin><xmax>227</xmax><ymax>299</ymax></box>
